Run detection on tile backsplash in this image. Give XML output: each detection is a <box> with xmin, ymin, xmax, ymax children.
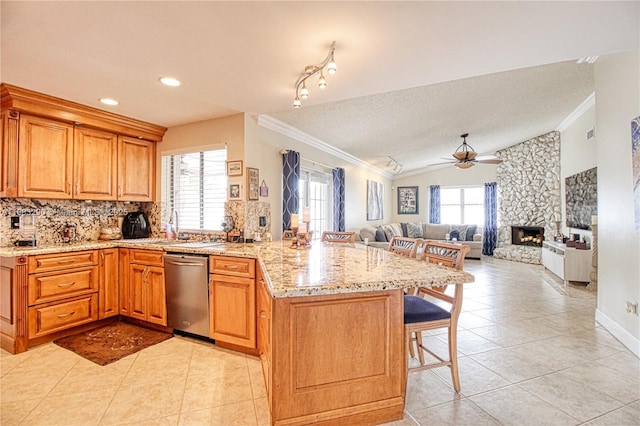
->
<box><xmin>0</xmin><ymin>198</ymin><xmax>144</xmax><ymax>246</ymax></box>
<box><xmin>0</xmin><ymin>198</ymin><xmax>272</xmax><ymax>247</ymax></box>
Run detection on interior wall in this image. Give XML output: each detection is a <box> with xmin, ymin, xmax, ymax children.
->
<box><xmin>594</xmin><ymin>49</ymin><xmax>640</xmax><ymax>356</ymax></box>
<box><xmin>391</xmin><ymin>165</ymin><xmax>498</xmax><ymax>223</ymax></box>
<box><xmin>560</xmin><ymin>103</ymin><xmax>597</xmax><ymax>239</ymax></box>
<box><xmin>243</xmin><ymin>116</ymin><xmax>392</xmax><ymax>238</ymax></box>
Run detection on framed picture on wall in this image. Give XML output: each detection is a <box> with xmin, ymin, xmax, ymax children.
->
<box><xmin>227</xmin><ymin>160</ymin><xmax>243</xmax><ymax>176</ymax></box>
<box><xmin>397</xmin><ymin>186</ymin><xmax>419</xmax><ymax>214</ymax></box>
<box><xmin>247</xmin><ymin>167</ymin><xmax>259</xmax><ymax>200</ymax></box>
<box><xmin>229</xmin><ymin>184</ymin><xmax>241</xmax><ymax>199</ymax></box>
<box><xmin>367</xmin><ymin>179</ymin><xmax>384</xmax><ymax>220</ymax></box>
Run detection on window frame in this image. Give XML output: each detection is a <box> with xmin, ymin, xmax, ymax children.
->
<box><xmin>440</xmin><ymin>185</ymin><xmax>485</xmax><ymax>225</ymax></box>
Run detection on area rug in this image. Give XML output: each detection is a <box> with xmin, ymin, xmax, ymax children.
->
<box><xmin>54</xmin><ymin>322</ymin><xmax>172</xmax><ymax>366</ymax></box>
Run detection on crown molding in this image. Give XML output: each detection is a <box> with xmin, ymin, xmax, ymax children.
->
<box><xmin>555</xmin><ymin>92</ymin><xmax>595</xmax><ymax>132</ymax></box>
<box><xmin>257</xmin><ymin>114</ymin><xmax>393</xmax><ymax>179</ymax></box>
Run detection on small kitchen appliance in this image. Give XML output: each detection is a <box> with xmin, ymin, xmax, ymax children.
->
<box><xmin>122</xmin><ymin>212</ymin><xmax>151</xmax><ymax>239</ymax></box>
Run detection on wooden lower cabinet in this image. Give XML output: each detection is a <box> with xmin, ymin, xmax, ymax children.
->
<box><xmin>28</xmin><ymin>294</ymin><xmax>98</xmax><ymax>338</ymax></box>
<box><xmin>98</xmin><ymin>248</ymin><xmax>119</xmax><ymax>319</ymax></box>
<box><xmin>124</xmin><ymin>250</ymin><xmax>166</xmax><ymax>326</ymax></box>
<box><xmin>268</xmin><ymin>289</ymin><xmax>405</xmax><ymax>425</ymax></box>
<box><xmin>209</xmin><ymin>256</ymin><xmax>256</xmax><ymax>351</ymax></box>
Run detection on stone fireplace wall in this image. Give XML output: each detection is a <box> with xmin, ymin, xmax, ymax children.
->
<box><xmin>493</xmin><ymin>131</ymin><xmax>561</xmax><ymax>263</ymax></box>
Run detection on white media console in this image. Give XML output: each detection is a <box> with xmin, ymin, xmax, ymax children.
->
<box><xmin>541</xmin><ymin>240</ymin><xmax>592</xmax><ymax>285</ymax></box>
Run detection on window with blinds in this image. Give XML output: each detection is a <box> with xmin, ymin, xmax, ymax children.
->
<box><xmin>299</xmin><ymin>169</ymin><xmax>332</xmax><ymax>240</ymax></box>
<box><xmin>441</xmin><ymin>186</ymin><xmax>484</xmax><ymax>225</ymax></box>
<box><xmin>161</xmin><ymin>148</ymin><xmax>227</xmax><ymax>231</ymax></box>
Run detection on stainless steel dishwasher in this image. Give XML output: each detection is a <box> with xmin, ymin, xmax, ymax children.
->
<box><xmin>164</xmin><ymin>253</ymin><xmax>210</xmax><ymax>338</ymax></box>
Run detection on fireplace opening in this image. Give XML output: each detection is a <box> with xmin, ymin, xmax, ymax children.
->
<box><xmin>511</xmin><ymin>226</ymin><xmax>544</xmax><ymax>247</ymax></box>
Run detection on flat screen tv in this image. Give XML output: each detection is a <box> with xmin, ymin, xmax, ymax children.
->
<box><xmin>565</xmin><ymin>167</ymin><xmax>597</xmax><ymax>230</ymax></box>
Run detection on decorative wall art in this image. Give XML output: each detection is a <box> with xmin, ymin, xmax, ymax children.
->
<box><xmin>397</xmin><ymin>186</ymin><xmax>418</xmax><ymax>215</ymax></box>
<box><xmin>632</xmin><ymin>116</ymin><xmax>640</xmax><ymax>233</ymax></box>
<box><xmin>367</xmin><ymin>179</ymin><xmax>384</xmax><ymax>220</ymax></box>
<box><xmin>247</xmin><ymin>167</ymin><xmax>259</xmax><ymax>200</ymax></box>
<box><xmin>259</xmin><ymin>180</ymin><xmax>269</xmax><ymax>197</ymax></box>
<box><xmin>226</xmin><ymin>160</ymin><xmax>243</xmax><ymax>176</ymax></box>
<box><xmin>229</xmin><ymin>184</ymin><xmax>241</xmax><ymax>200</ymax></box>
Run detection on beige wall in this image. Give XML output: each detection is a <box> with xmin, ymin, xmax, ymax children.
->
<box><xmin>391</xmin><ymin>165</ymin><xmax>498</xmax><ymax>223</ymax></box>
<box><xmin>560</xmin><ymin>103</ymin><xmax>597</xmax><ymax>239</ymax></box>
<box><xmin>594</xmin><ymin>49</ymin><xmax>640</xmax><ymax>355</ymax></box>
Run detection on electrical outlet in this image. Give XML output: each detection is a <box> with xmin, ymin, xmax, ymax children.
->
<box><xmin>10</xmin><ymin>216</ymin><xmax>20</xmax><ymax>229</ymax></box>
<box><xmin>625</xmin><ymin>301</ymin><xmax>638</xmax><ymax>315</ymax></box>
<box><xmin>259</xmin><ymin>216</ymin><xmax>266</xmax><ymax>227</ymax></box>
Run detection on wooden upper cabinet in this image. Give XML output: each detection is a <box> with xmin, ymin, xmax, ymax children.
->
<box><xmin>118</xmin><ymin>136</ymin><xmax>155</xmax><ymax>202</ymax></box>
<box><xmin>74</xmin><ymin>128</ymin><xmax>118</xmax><ymax>200</ymax></box>
<box><xmin>18</xmin><ymin>115</ymin><xmax>74</xmax><ymax>199</ymax></box>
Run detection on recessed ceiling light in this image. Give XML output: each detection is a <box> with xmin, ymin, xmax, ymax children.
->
<box><xmin>99</xmin><ymin>98</ymin><xmax>119</xmax><ymax>106</ymax></box>
<box><xmin>160</xmin><ymin>77</ymin><xmax>181</xmax><ymax>87</ymax></box>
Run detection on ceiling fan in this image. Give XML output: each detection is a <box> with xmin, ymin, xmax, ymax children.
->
<box><xmin>446</xmin><ymin>133</ymin><xmax>503</xmax><ymax>169</ymax></box>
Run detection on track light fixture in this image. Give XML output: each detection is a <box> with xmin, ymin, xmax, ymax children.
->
<box><xmin>294</xmin><ymin>42</ymin><xmax>337</xmax><ymax>108</ymax></box>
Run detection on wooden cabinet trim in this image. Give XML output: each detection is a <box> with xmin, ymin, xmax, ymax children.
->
<box><xmin>1</xmin><ymin>110</ymin><xmax>19</xmax><ymax>197</ymax></box>
<box><xmin>1</xmin><ymin>84</ymin><xmax>166</xmax><ymax>141</ymax></box>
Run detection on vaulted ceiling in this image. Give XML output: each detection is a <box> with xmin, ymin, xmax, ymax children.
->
<box><xmin>2</xmin><ymin>1</ymin><xmax>638</xmax><ymax>174</ymax></box>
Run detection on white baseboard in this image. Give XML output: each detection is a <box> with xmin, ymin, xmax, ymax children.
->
<box><xmin>595</xmin><ymin>309</ymin><xmax>640</xmax><ymax>357</ymax></box>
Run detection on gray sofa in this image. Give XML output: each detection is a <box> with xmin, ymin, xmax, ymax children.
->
<box><xmin>355</xmin><ymin>222</ymin><xmax>483</xmax><ymax>259</ymax></box>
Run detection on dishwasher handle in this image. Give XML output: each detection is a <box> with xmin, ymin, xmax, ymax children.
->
<box><xmin>165</xmin><ymin>260</ymin><xmax>206</xmax><ymax>266</ymax></box>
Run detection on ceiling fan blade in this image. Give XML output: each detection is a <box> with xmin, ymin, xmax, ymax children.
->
<box><xmin>475</xmin><ymin>158</ymin><xmax>503</xmax><ymax>164</ymax></box>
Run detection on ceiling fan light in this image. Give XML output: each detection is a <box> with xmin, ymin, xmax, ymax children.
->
<box><xmin>293</xmin><ymin>97</ymin><xmax>301</xmax><ymax>108</ymax></box>
<box><xmin>452</xmin><ymin>151</ymin><xmax>468</xmax><ymax>161</ymax></box>
<box><xmin>455</xmin><ymin>161</ymin><xmax>475</xmax><ymax>169</ymax></box>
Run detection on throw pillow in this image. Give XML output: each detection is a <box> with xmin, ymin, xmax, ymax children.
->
<box><xmin>449</xmin><ymin>224</ymin><xmax>468</xmax><ymax>241</ymax></box>
<box><xmin>465</xmin><ymin>225</ymin><xmax>477</xmax><ymax>241</ymax></box>
<box><xmin>406</xmin><ymin>222</ymin><xmax>424</xmax><ymax>238</ymax></box>
<box><xmin>382</xmin><ymin>224</ymin><xmax>397</xmax><ymax>242</ymax></box>
<box><xmin>389</xmin><ymin>223</ymin><xmax>404</xmax><ymax>238</ymax></box>
<box><xmin>400</xmin><ymin>223</ymin><xmax>409</xmax><ymax>237</ymax></box>
<box><xmin>375</xmin><ymin>226</ymin><xmax>387</xmax><ymax>242</ymax></box>
<box><xmin>449</xmin><ymin>230</ymin><xmax>460</xmax><ymax>240</ymax></box>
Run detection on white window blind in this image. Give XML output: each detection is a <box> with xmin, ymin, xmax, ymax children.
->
<box><xmin>161</xmin><ymin>148</ymin><xmax>227</xmax><ymax>231</ymax></box>
<box><xmin>441</xmin><ymin>186</ymin><xmax>484</xmax><ymax>225</ymax></box>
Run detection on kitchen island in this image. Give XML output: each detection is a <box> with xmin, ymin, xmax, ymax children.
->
<box><xmin>0</xmin><ymin>239</ymin><xmax>473</xmax><ymax>425</ymax></box>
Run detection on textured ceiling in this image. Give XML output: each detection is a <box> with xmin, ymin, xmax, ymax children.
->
<box><xmin>1</xmin><ymin>1</ymin><xmax>638</xmax><ymax>175</ymax></box>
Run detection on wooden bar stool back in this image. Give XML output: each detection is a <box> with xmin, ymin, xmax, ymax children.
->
<box><xmin>388</xmin><ymin>236</ymin><xmax>423</xmax><ymax>258</ymax></box>
<box><xmin>405</xmin><ymin>241</ymin><xmax>470</xmax><ymax>392</ymax></box>
<box><xmin>320</xmin><ymin>231</ymin><xmax>356</xmax><ymax>243</ymax></box>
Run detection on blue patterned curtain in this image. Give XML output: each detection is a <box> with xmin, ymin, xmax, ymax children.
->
<box><xmin>483</xmin><ymin>182</ymin><xmax>498</xmax><ymax>256</ymax></box>
<box><xmin>429</xmin><ymin>185</ymin><xmax>440</xmax><ymax>223</ymax></box>
<box><xmin>332</xmin><ymin>168</ymin><xmax>345</xmax><ymax>231</ymax></box>
<box><xmin>282</xmin><ymin>151</ymin><xmax>300</xmax><ymax>230</ymax></box>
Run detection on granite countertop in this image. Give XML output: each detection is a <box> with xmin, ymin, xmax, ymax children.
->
<box><xmin>0</xmin><ymin>239</ymin><xmax>475</xmax><ymax>298</ymax></box>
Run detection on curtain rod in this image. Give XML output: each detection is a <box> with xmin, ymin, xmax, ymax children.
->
<box><xmin>280</xmin><ymin>149</ymin><xmax>336</xmax><ymax>171</ymax></box>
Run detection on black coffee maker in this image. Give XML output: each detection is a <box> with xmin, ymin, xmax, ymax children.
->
<box><xmin>122</xmin><ymin>212</ymin><xmax>151</xmax><ymax>239</ymax></box>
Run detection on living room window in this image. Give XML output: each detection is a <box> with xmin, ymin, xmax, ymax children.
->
<box><xmin>299</xmin><ymin>169</ymin><xmax>332</xmax><ymax>240</ymax></box>
<box><xmin>161</xmin><ymin>147</ymin><xmax>227</xmax><ymax>231</ymax></box>
<box><xmin>441</xmin><ymin>186</ymin><xmax>484</xmax><ymax>225</ymax></box>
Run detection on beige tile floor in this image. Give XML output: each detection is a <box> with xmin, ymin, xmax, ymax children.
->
<box><xmin>2</xmin><ymin>256</ymin><xmax>639</xmax><ymax>425</ymax></box>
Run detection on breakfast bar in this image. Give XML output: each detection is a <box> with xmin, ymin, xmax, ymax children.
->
<box><xmin>0</xmin><ymin>240</ymin><xmax>474</xmax><ymax>425</ymax></box>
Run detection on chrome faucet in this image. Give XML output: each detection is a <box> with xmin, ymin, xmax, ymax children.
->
<box><xmin>169</xmin><ymin>209</ymin><xmax>179</xmax><ymax>239</ymax></box>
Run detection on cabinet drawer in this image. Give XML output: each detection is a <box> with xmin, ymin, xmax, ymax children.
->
<box><xmin>28</xmin><ymin>266</ymin><xmax>98</xmax><ymax>306</ymax></box>
<box><xmin>28</xmin><ymin>294</ymin><xmax>98</xmax><ymax>338</ymax></box>
<box><xmin>29</xmin><ymin>250</ymin><xmax>98</xmax><ymax>274</ymax></box>
<box><xmin>129</xmin><ymin>249</ymin><xmax>164</xmax><ymax>266</ymax></box>
<box><xmin>210</xmin><ymin>256</ymin><xmax>255</xmax><ymax>278</ymax></box>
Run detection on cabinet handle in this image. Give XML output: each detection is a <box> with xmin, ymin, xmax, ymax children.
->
<box><xmin>259</xmin><ymin>310</ymin><xmax>267</xmax><ymax>318</ymax></box>
<box><xmin>224</xmin><ymin>264</ymin><xmax>239</xmax><ymax>270</ymax></box>
<box><xmin>101</xmin><ymin>252</ymin><xmax>105</xmax><ymax>264</ymax></box>
<box><xmin>68</xmin><ymin>182</ymin><xmax>72</xmax><ymax>194</ymax></box>
<box><xmin>76</xmin><ymin>182</ymin><xmax>79</xmax><ymax>194</ymax></box>
<box><xmin>57</xmin><ymin>311</ymin><xmax>76</xmax><ymax>319</ymax></box>
<box><xmin>57</xmin><ymin>259</ymin><xmax>75</xmax><ymax>264</ymax></box>
<box><xmin>119</xmin><ymin>185</ymin><xmax>122</xmax><ymax>197</ymax></box>
<box><xmin>57</xmin><ymin>281</ymin><xmax>76</xmax><ymax>288</ymax></box>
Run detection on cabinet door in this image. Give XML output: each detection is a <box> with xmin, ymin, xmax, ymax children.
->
<box><xmin>118</xmin><ymin>136</ymin><xmax>154</xmax><ymax>202</ymax></box>
<box><xmin>74</xmin><ymin>128</ymin><xmax>117</xmax><ymax>200</ymax></box>
<box><xmin>1</xmin><ymin>110</ymin><xmax>19</xmax><ymax>197</ymax></box>
<box><xmin>210</xmin><ymin>274</ymin><xmax>256</xmax><ymax>348</ymax></box>
<box><xmin>99</xmin><ymin>248</ymin><xmax>119</xmax><ymax>319</ymax></box>
<box><xmin>256</xmin><ymin>266</ymin><xmax>272</xmax><ymax>399</ymax></box>
<box><xmin>129</xmin><ymin>263</ymin><xmax>148</xmax><ymax>322</ymax></box>
<box><xmin>119</xmin><ymin>248</ymin><xmax>131</xmax><ymax>316</ymax></box>
<box><xmin>18</xmin><ymin>114</ymin><xmax>73</xmax><ymax>199</ymax></box>
<box><xmin>146</xmin><ymin>266</ymin><xmax>166</xmax><ymax>326</ymax></box>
